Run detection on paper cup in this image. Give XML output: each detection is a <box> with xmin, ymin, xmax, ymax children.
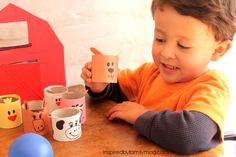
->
<box><xmin>44</xmin><ymin>85</ymin><xmax>68</xmax><ymax>113</ymax></box>
<box><xmin>92</xmin><ymin>55</ymin><xmax>118</xmax><ymax>83</ymax></box>
<box><xmin>0</xmin><ymin>94</ymin><xmax>22</xmax><ymax>128</ymax></box>
<box><xmin>22</xmin><ymin>100</ymin><xmax>50</xmax><ymax>135</ymax></box>
<box><xmin>61</xmin><ymin>92</ymin><xmax>86</xmax><ymax>124</ymax></box>
<box><xmin>51</xmin><ymin>108</ymin><xmax>81</xmax><ymax>141</ymax></box>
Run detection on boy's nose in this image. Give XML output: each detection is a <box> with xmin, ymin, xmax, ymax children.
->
<box><xmin>160</xmin><ymin>45</ymin><xmax>176</xmax><ymax>59</ymax></box>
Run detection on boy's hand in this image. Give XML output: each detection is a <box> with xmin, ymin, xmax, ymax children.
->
<box><xmin>106</xmin><ymin>101</ymin><xmax>148</xmax><ymax>124</ymax></box>
<box><xmin>81</xmin><ymin>61</ymin><xmax>108</xmax><ymax>93</ymax></box>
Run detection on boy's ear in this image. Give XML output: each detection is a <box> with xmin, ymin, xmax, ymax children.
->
<box><xmin>211</xmin><ymin>40</ymin><xmax>232</xmax><ymax>61</ymax></box>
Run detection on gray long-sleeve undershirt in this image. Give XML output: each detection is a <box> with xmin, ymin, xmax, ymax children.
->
<box><xmin>87</xmin><ymin>83</ymin><xmax>220</xmax><ymax>154</ymax></box>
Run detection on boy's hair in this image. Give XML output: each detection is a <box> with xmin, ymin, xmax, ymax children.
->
<box><xmin>151</xmin><ymin>0</ymin><xmax>236</xmax><ymax>41</ymax></box>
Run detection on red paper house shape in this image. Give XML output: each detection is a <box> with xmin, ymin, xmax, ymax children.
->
<box><xmin>0</xmin><ymin>4</ymin><xmax>66</xmax><ymax>101</ymax></box>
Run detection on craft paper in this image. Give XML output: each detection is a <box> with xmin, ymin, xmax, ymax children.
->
<box><xmin>0</xmin><ymin>4</ymin><xmax>66</xmax><ymax>102</ymax></box>
<box><xmin>22</xmin><ymin>100</ymin><xmax>50</xmax><ymax>135</ymax></box>
<box><xmin>92</xmin><ymin>55</ymin><xmax>118</xmax><ymax>83</ymax></box>
<box><xmin>0</xmin><ymin>60</ymin><xmax>42</xmax><ymax>102</ymax></box>
<box><xmin>44</xmin><ymin>85</ymin><xmax>68</xmax><ymax>114</ymax></box>
<box><xmin>51</xmin><ymin>108</ymin><xmax>81</xmax><ymax>141</ymax></box>
<box><xmin>0</xmin><ymin>94</ymin><xmax>22</xmax><ymax>128</ymax></box>
<box><xmin>0</xmin><ymin>21</ymin><xmax>29</xmax><ymax>49</ymax></box>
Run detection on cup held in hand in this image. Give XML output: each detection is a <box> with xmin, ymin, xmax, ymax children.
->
<box><xmin>92</xmin><ymin>55</ymin><xmax>118</xmax><ymax>83</ymax></box>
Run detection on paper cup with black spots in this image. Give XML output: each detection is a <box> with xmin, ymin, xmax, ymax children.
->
<box><xmin>22</xmin><ymin>100</ymin><xmax>50</xmax><ymax>135</ymax></box>
<box><xmin>0</xmin><ymin>94</ymin><xmax>22</xmax><ymax>128</ymax></box>
<box><xmin>44</xmin><ymin>85</ymin><xmax>68</xmax><ymax>114</ymax></box>
<box><xmin>92</xmin><ymin>54</ymin><xmax>118</xmax><ymax>83</ymax></box>
<box><xmin>61</xmin><ymin>92</ymin><xmax>86</xmax><ymax>124</ymax></box>
<box><xmin>51</xmin><ymin>108</ymin><xmax>81</xmax><ymax>141</ymax></box>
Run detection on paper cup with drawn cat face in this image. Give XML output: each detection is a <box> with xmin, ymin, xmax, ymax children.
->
<box><xmin>0</xmin><ymin>94</ymin><xmax>22</xmax><ymax>128</ymax></box>
<box><xmin>44</xmin><ymin>85</ymin><xmax>68</xmax><ymax>114</ymax></box>
<box><xmin>51</xmin><ymin>108</ymin><xmax>81</xmax><ymax>141</ymax></box>
<box><xmin>22</xmin><ymin>100</ymin><xmax>50</xmax><ymax>135</ymax></box>
<box><xmin>61</xmin><ymin>92</ymin><xmax>86</xmax><ymax>124</ymax></box>
<box><xmin>92</xmin><ymin>55</ymin><xmax>118</xmax><ymax>83</ymax></box>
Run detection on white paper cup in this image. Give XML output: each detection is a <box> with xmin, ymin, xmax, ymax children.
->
<box><xmin>44</xmin><ymin>85</ymin><xmax>68</xmax><ymax>114</ymax></box>
<box><xmin>51</xmin><ymin>108</ymin><xmax>81</xmax><ymax>141</ymax></box>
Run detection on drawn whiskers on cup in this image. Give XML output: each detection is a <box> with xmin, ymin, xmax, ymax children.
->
<box><xmin>108</xmin><ymin>73</ymin><xmax>114</xmax><ymax>80</ymax></box>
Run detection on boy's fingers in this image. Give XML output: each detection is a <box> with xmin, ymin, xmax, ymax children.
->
<box><xmin>106</xmin><ymin>107</ymin><xmax>115</xmax><ymax>118</ymax></box>
<box><xmin>85</xmin><ymin>62</ymin><xmax>92</xmax><ymax>69</ymax></box>
<box><xmin>82</xmin><ymin>67</ymin><xmax>92</xmax><ymax>78</ymax></box>
<box><xmin>80</xmin><ymin>73</ymin><xmax>92</xmax><ymax>85</ymax></box>
<box><xmin>80</xmin><ymin>73</ymin><xmax>88</xmax><ymax>81</ymax></box>
<box><xmin>107</xmin><ymin>111</ymin><xmax>121</xmax><ymax>121</ymax></box>
<box><xmin>106</xmin><ymin>104</ymin><xmax>122</xmax><ymax>117</ymax></box>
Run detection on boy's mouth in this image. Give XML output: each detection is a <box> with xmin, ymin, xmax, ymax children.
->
<box><xmin>162</xmin><ymin>63</ymin><xmax>179</xmax><ymax>70</ymax></box>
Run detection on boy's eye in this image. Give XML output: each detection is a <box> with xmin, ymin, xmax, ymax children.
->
<box><xmin>178</xmin><ymin>43</ymin><xmax>191</xmax><ymax>49</ymax></box>
<box><xmin>155</xmin><ymin>38</ymin><xmax>165</xmax><ymax>43</ymax></box>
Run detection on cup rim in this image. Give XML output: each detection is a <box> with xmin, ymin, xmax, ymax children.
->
<box><xmin>62</xmin><ymin>92</ymin><xmax>85</xmax><ymax>99</ymax></box>
<box><xmin>44</xmin><ymin>85</ymin><xmax>68</xmax><ymax>94</ymax></box>
<box><xmin>23</xmin><ymin>100</ymin><xmax>44</xmax><ymax>111</ymax></box>
<box><xmin>51</xmin><ymin>108</ymin><xmax>80</xmax><ymax>118</ymax></box>
<box><xmin>0</xmin><ymin>95</ymin><xmax>20</xmax><ymax>103</ymax></box>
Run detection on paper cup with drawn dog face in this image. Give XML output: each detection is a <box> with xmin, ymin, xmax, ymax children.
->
<box><xmin>22</xmin><ymin>100</ymin><xmax>50</xmax><ymax>135</ymax></box>
<box><xmin>92</xmin><ymin>55</ymin><xmax>118</xmax><ymax>83</ymax></box>
<box><xmin>44</xmin><ymin>85</ymin><xmax>68</xmax><ymax>114</ymax></box>
<box><xmin>51</xmin><ymin>108</ymin><xmax>81</xmax><ymax>141</ymax></box>
<box><xmin>0</xmin><ymin>94</ymin><xmax>22</xmax><ymax>128</ymax></box>
<box><xmin>61</xmin><ymin>92</ymin><xmax>86</xmax><ymax>124</ymax></box>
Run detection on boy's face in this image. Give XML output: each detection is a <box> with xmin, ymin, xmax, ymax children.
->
<box><xmin>152</xmin><ymin>5</ymin><xmax>221</xmax><ymax>83</ymax></box>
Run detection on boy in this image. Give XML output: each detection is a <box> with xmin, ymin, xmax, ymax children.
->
<box><xmin>81</xmin><ymin>0</ymin><xmax>236</xmax><ymax>155</ymax></box>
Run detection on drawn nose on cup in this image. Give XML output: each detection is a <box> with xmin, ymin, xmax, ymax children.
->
<box><xmin>108</xmin><ymin>68</ymin><xmax>114</xmax><ymax>73</ymax></box>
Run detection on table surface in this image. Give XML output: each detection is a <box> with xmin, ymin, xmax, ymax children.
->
<box><xmin>0</xmin><ymin>97</ymin><xmax>222</xmax><ymax>157</ymax></box>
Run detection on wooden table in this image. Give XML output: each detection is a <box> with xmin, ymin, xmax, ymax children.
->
<box><xmin>0</xmin><ymin>97</ymin><xmax>221</xmax><ymax>157</ymax></box>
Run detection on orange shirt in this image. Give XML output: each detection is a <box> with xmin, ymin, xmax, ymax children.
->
<box><xmin>118</xmin><ymin>63</ymin><xmax>230</xmax><ymax>156</ymax></box>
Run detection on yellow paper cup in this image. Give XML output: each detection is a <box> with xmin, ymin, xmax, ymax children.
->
<box><xmin>92</xmin><ymin>55</ymin><xmax>118</xmax><ymax>83</ymax></box>
<box><xmin>0</xmin><ymin>94</ymin><xmax>22</xmax><ymax>128</ymax></box>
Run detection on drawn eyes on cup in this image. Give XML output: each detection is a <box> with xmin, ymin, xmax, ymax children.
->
<box><xmin>72</xmin><ymin>104</ymin><xmax>84</xmax><ymax>108</ymax></box>
<box><xmin>68</xmin><ymin>120</ymin><xmax>79</xmax><ymax>128</ymax></box>
<box><xmin>107</xmin><ymin>62</ymin><xmax>114</xmax><ymax>67</ymax></box>
<box><xmin>69</xmin><ymin>122</ymin><xmax>73</xmax><ymax>128</ymax></box>
<box><xmin>55</xmin><ymin>98</ymin><xmax>61</xmax><ymax>102</ymax></box>
<box><xmin>32</xmin><ymin>113</ymin><xmax>42</xmax><ymax>120</ymax></box>
<box><xmin>8</xmin><ymin>110</ymin><xmax>16</xmax><ymax>115</ymax></box>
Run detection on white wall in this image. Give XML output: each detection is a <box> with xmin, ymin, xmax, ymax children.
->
<box><xmin>0</xmin><ymin>0</ymin><xmax>153</xmax><ymax>86</ymax></box>
<box><xmin>0</xmin><ymin>0</ymin><xmax>235</xmax><ymax>132</ymax></box>
<box><xmin>209</xmin><ymin>38</ymin><xmax>236</xmax><ymax>132</ymax></box>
